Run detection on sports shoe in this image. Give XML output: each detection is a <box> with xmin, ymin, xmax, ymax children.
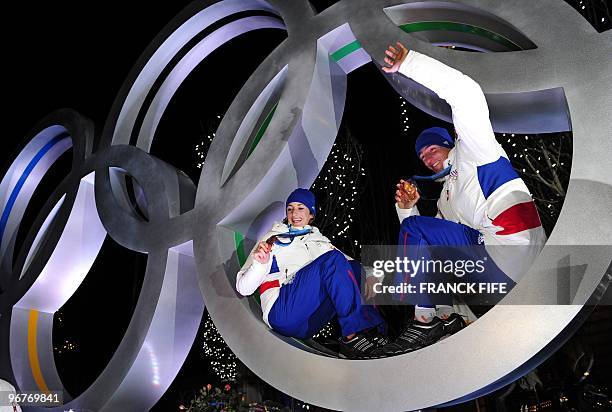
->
<box><xmin>381</xmin><ymin>316</ymin><xmax>445</xmax><ymax>355</ymax></box>
<box><xmin>339</xmin><ymin>330</ymin><xmax>389</xmax><ymax>359</ymax></box>
<box><xmin>370</xmin><ymin>331</ymin><xmax>390</xmax><ymax>349</ymax></box>
<box><xmin>441</xmin><ymin>313</ymin><xmax>466</xmax><ymax>336</ymax></box>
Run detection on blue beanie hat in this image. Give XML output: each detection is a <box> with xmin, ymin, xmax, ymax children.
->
<box><xmin>415</xmin><ymin>127</ymin><xmax>454</xmax><ymax>156</ymax></box>
<box><xmin>286</xmin><ymin>188</ymin><xmax>316</xmax><ymax>216</ymax></box>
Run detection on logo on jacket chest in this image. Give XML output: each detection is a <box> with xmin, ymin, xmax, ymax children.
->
<box><xmin>445</xmin><ymin>169</ymin><xmax>459</xmax><ymax>201</ymax></box>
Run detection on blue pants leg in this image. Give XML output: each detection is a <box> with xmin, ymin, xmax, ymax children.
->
<box><xmin>268</xmin><ymin>250</ymin><xmax>384</xmax><ymax>339</ymax></box>
<box><xmin>396</xmin><ymin>216</ymin><xmax>511</xmax><ymax>305</ymax></box>
<box><xmin>399</xmin><ymin>216</ymin><xmax>482</xmax><ymax>247</ymax></box>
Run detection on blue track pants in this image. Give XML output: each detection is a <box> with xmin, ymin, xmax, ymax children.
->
<box><xmin>268</xmin><ymin>250</ymin><xmax>384</xmax><ymax>339</ymax></box>
<box><xmin>396</xmin><ymin>215</ymin><xmax>513</xmax><ymax>305</ymax></box>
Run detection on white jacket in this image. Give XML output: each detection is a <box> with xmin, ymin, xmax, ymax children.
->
<box><xmin>396</xmin><ymin>51</ymin><xmax>546</xmax><ymax>280</ymax></box>
<box><xmin>236</xmin><ymin>223</ymin><xmax>336</xmax><ymax>326</ymax></box>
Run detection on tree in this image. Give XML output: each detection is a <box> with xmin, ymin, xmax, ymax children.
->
<box><xmin>498</xmin><ymin>132</ymin><xmax>571</xmax><ymax>235</ymax></box>
<box><xmin>311</xmin><ymin>127</ymin><xmax>365</xmax><ymax>258</ymax></box>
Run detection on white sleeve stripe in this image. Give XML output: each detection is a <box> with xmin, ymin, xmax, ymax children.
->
<box><xmin>486</xmin><ymin>180</ymin><xmax>534</xmax><ymax>219</ymax></box>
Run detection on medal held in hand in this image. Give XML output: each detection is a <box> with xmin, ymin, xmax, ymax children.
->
<box><xmin>402</xmin><ymin>180</ymin><xmax>418</xmax><ymax>201</ymax></box>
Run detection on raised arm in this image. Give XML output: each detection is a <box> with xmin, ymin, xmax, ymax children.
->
<box><xmin>385</xmin><ymin>42</ymin><xmax>500</xmax><ymax>164</ymax></box>
<box><xmin>235</xmin><ymin>240</ymin><xmax>273</xmax><ymax>296</ymax></box>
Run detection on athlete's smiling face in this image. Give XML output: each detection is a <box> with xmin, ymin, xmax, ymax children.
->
<box><xmin>419</xmin><ymin>145</ymin><xmax>451</xmax><ymax>173</ymax></box>
<box><xmin>286</xmin><ymin>202</ymin><xmax>313</xmax><ymax>228</ymax></box>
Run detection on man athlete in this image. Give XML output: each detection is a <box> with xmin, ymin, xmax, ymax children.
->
<box><xmin>375</xmin><ymin>42</ymin><xmax>546</xmax><ymax>354</ymax></box>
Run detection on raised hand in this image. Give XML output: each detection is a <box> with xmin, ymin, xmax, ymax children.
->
<box><xmin>395</xmin><ymin>179</ymin><xmax>420</xmax><ymax>209</ymax></box>
<box><xmin>253</xmin><ymin>240</ymin><xmax>272</xmax><ymax>264</ymax></box>
<box><xmin>382</xmin><ymin>41</ymin><xmax>409</xmax><ymax>73</ymax></box>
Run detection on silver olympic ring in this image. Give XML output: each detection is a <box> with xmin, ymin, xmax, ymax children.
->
<box><xmin>1</xmin><ymin>110</ymin><xmax>203</xmax><ymax>411</ymax></box>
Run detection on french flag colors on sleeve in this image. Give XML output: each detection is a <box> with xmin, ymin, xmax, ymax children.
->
<box><xmin>477</xmin><ymin>156</ymin><xmax>543</xmax><ymax>238</ymax></box>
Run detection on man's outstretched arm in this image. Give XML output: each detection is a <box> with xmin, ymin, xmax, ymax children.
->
<box><xmin>384</xmin><ymin>42</ymin><xmax>500</xmax><ymax>164</ymax></box>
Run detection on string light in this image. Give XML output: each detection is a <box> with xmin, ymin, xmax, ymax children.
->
<box><xmin>194</xmin><ymin>125</ymin><xmax>238</xmax><ymax>382</ymax></box>
<box><xmin>202</xmin><ymin>312</ymin><xmax>238</xmax><ymax>382</ymax></box>
<box><xmin>194</xmin><ymin>117</ymin><xmax>220</xmax><ymax>169</ymax></box>
<box><xmin>311</xmin><ymin>130</ymin><xmax>364</xmax><ymax>245</ymax></box>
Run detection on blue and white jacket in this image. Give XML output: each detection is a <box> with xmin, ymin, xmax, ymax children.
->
<box><xmin>235</xmin><ymin>223</ymin><xmax>336</xmax><ymax>327</ymax></box>
<box><xmin>396</xmin><ymin>51</ymin><xmax>546</xmax><ymax>280</ymax></box>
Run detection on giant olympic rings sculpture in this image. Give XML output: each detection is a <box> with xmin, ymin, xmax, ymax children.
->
<box><xmin>0</xmin><ymin>0</ymin><xmax>610</xmax><ymax>411</ymax></box>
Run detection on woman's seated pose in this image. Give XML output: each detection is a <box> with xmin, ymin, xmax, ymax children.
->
<box><xmin>236</xmin><ymin>188</ymin><xmax>388</xmax><ymax>359</ymax></box>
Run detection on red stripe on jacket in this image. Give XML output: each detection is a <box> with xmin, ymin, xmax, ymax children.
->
<box><xmin>492</xmin><ymin>201</ymin><xmax>542</xmax><ymax>235</ymax></box>
<box><xmin>259</xmin><ymin>279</ymin><xmax>280</xmax><ymax>295</ymax></box>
